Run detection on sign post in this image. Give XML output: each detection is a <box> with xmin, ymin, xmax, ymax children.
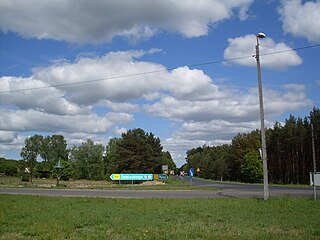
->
<box><xmin>54</xmin><ymin>160</ymin><xmax>64</xmax><ymax>186</ymax></box>
<box><xmin>189</xmin><ymin>168</ymin><xmax>195</xmax><ymax>186</ymax></box>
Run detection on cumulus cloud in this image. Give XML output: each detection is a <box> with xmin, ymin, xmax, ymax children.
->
<box><xmin>0</xmin><ymin>109</ymin><xmax>133</xmax><ymax>134</ymax></box>
<box><xmin>144</xmin><ymin>83</ymin><xmax>312</xmax><ymax>122</ymax></box>
<box><xmin>33</xmin><ymin>50</ymin><xmax>168</xmax><ymax>105</ymax></box>
<box><xmin>279</xmin><ymin>0</ymin><xmax>320</xmax><ymax>43</ymax></box>
<box><xmin>223</xmin><ymin>34</ymin><xmax>302</xmax><ymax>70</ymax></box>
<box><xmin>0</xmin><ymin>76</ymin><xmax>88</xmax><ymax>115</ymax></box>
<box><xmin>0</xmin><ymin>0</ymin><xmax>253</xmax><ymax>43</ymax></box>
<box><xmin>0</xmin><ymin>131</ymin><xmax>17</xmax><ymax>142</ymax></box>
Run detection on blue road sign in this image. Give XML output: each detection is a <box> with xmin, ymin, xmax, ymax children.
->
<box><xmin>110</xmin><ymin>174</ymin><xmax>153</xmax><ymax>181</ymax></box>
<box><xmin>189</xmin><ymin>168</ymin><xmax>195</xmax><ymax>177</ymax></box>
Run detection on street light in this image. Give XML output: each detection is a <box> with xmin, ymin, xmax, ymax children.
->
<box><xmin>255</xmin><ymin>32</ymin><xmax>269</xmax><ymax>200</ymax></box>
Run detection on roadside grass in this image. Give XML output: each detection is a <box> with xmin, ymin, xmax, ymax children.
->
<box><xmin>0</xmin><ymin>195</ymin><xmax>319</xmax><ymax>240</ymax></box>
<box><xmin>0</xmin><ymin>176</ymin><xmax>212</xmax><ymax>190</ymax></box>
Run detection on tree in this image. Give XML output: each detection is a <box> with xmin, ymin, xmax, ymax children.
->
<box><xmin>0</xmin><ymin>158</ymin><xmax>19</xmax><ymax>176</ymax></box>
<box><xmin>70</xmin><ymin>139</ymin><xmax>105</xmax><ymax>180</ymax></box>
<box><xmin>162</xmin><ymin>151</ymin><xmax>177</xmax><ymax>172</ymax></box>
<box><xmin>230</xmin><ymin>130</ymin><xmax>261</xmax><ymax>181</ymax></box>
<box><xmin>52</xmin><ymin>160</ymin><xmax>73</xmax><ymax>181</ymax></box>
<box><xmin>104</xmin><ymin>138</ymin><xmax>122</xmax><ymax>175</ymax></box>
<box><xmin>20</xmin><ymin>135</ymin><xmax>43</xmax><ymax>182</ymax></box>
<box><xmin>240</xmin><ymin>151</ymin><xmax>263</xmax><ymax>183</ymax></box>
<box><xmin>106</xmin><ymin>128</ymin><xmax>166</xmax><ymax>174</ymax></box>
<box><xmin>186</xmin><ymin>145</ymin><xmax>230</xmax><ymax>180</ymax></box>
<box><xmin>40</xmin><ymin>135</ymin><xmax>68</xmax><ymax>167</ymax></box>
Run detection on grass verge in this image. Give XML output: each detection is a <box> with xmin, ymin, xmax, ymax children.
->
<box><xmin>0</xmin><ymin>176</ymin><xmax>212</xmax><ymax>190</ymax></box>
<box><xmin>0</xmin><ymin>195</ymin><xmax>319</xmax><ymax>239</ymax></box>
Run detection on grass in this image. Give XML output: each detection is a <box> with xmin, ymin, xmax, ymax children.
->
<box><xmin>0</xmin><ymin>195</ymin><xmax>319</xmax><ymax>239</ymax></box>
<box><xmin>0</xmin><ymin>176</ymin><xmax>213</xmax><ymax>190</ymax></box>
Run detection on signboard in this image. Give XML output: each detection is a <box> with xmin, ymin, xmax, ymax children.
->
<box><xmin>310</xmin><ymin>172</ymin><xmax>320</xmax><ymax>186</ymax></box>
<box><xmin>189</xmin><ymin>168</ymin><xmax>195</xmax><ymax>177</ymax></box>
<box><xmin>154</xmin><ymin>174</ymin><xmax>168</xmax><ymax>180</ymax></box>
<box><xmin>110</xmin><ymin>174</ymin><xmax>153</xmax><ymax>181</ymax></box>
<box><xmin>162</xmin><ymin>165</ymin><xmax>168</xmax><ymax>171</ymax></box>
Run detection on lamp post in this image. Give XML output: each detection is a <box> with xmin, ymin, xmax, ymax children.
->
<box><xmin>54</xmin><ymin>159</ymin><xmax>64</xmax><ymax>186</ymax></box>
<box><xmin>255</xmin><ymin>32</ymin><xmax>269</xmax><ymax>200</ymax></box>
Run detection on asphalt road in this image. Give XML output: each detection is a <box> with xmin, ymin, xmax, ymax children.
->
<box><xmin>0</xmin><ymin>177</ymin><xmax>317</xmax><ymax>199</ymax></box>
<box><xmin>178</xmin><ymin>176</ymin><xmax>318</xmax><ymax>198</ymax></box>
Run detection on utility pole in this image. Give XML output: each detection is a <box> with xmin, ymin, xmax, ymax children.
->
<box><xmin>255</xmin><ymin>33</ymin><xmax>269</xmax><ymax>200</ymax></box>
<box><xmin>311</xmin><ymin>122</ymin><xmax>317</xmax><ymax>201</ymax></box>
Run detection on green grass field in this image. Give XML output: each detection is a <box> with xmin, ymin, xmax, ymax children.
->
<box><xmin>0</xmin><ymin>195</ymin><xmax>319</xmax><ymax>239</ymax></box>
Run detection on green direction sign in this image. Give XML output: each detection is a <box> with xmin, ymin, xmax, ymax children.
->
<box><xmin>109</xmin><ymin>174</ymin><xmax>153</xmax><ymax>181</ymax></box>
<box><xmin>154</xmin><ymin>174</ymin><xmax>168</xmax><ymax>180</ymax></box>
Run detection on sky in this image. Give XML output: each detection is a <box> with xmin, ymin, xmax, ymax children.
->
<box><xmin>0</xmin><ymin>0</ymin><xmax>319</xmax><ymax>167</ymax></box>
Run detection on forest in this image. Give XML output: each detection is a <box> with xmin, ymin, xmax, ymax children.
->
<box><xmin>1</xmin><ymin>108</ymin><xmax>319</xmax><ymax>185</ymax></box>
<box><xmin>184</xmin><ymin>108</ymin><xmax>320</xmax><ymax>184</ymax></box>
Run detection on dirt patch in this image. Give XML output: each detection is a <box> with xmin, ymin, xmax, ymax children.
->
<box><xmin>140</xmin><ymin>180</ymin><xmax>165</xmax><ymax>186</ymax></box>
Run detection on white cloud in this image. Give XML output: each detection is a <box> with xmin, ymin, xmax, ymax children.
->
<box><xmin>97</xmin><ymin>100</ymin><xmax>140</xmax><ymax>113</ymax></box>
<box><xmin>113</xmin><ymin>127</ymin><xmax>127</xmax><ymax>136</ymax></box>
<box><xmin>0</xmin><ymin>76</ymin><xmax>88</xmax><ymax>115</ymax></box>
<box><xmin>279</xmin><ymin>0</ymin><xmax>320</xmax><ymax>43</ymax></box>
<box><xmin>144</xmin><ymin>83</ymin><xmax>312</xmax><ymax>122</ymax></box>
<box><xmin>223</xmin><ymin>34</ymin><xmax>302</xmax><ymax>70</ymax></box>
<box><xmin>33</xmin><ymin>50</ymin><xmax>168</xmax><ymax>105</ymax></box>
<box><xmin>0</xmin><ymin>109</ymin><xmax>133</xmax><ymax>134</ymax></box>
<box><xmin>0</xmin><ymin>131</ymin><xmax>17</xmax><ymax>142</ymax></box>
<box><xmin>0</xmin><ymin>0</ymin><xmax>253</xmax><ymax>43</ymax></box>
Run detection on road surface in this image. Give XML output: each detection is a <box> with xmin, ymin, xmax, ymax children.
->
<box><xmin>177</xmin><ymin>176</ymin><xmax>317</xmax><ymax>198</ymax></box>
<box><xmin>0</xmin><ymin>177</ymin><xmax>317</xmax><ymax>199</ymax></box>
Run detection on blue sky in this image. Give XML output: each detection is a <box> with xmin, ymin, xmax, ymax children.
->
<box><xmin>1</xmin><ymin>0</ymin><xmax>319</xmax><ymax>167</ymax></box>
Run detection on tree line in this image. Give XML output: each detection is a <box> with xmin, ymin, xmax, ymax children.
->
<box><xmin>2</xmin><ymin>108</ymin><xmax>319</xmax><ymax>184</ymax></box>
<box><xmin>2</xmin><ymin>128</ymin><xmax>176</xmax><ymax>182</ymax></box>
<box><xmin>184</xmin><ymin>108</ymin><xmax>320</xmax><ymax>184</ymax></box>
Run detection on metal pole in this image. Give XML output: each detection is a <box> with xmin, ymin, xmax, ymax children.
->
<box><xmin>311</xmin><ymin>122</ymin><xmax>317</xmax><ymax>201</ymax></box>
<box><xmin>256</xmin><ymin>36</ymin><xmax>269</xmax><ymax>200</ymax></box>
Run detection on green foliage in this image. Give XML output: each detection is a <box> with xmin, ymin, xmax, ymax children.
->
<box><xmin>186</xmin><ymin>145</ymin><xmax>230</xmax><ymax>180</ymax></box>
<box><xmin>161</xmin><ymin>151</ymin><xmax>177</xmax><ymax>171</ymax></box>
<box><xmin>40</xmin><ymin>135</ymin><xmax>68</xmax><ymax>163</ymax></box>
<box><xmin>70</xmin><ymin>139</ymin><xmax>105</xmax><ymax>180</ymax></box>
<box><xmin>52</xmin><ymin>160</ymin><xmax>73</xmax><ymax>181</ymax></box>
<box><xmin>20</xmin><ymin>134</ymin><xmax>43</xmax><ymax>182</ymax></box>
<box><xmin>104</xmin><ymin>137</ymin><xmax>122</xmax><ymax>175</ymax></box>
<box><xmin>267</xmin><ymin>108</ymin><xmax>320</xmax><ymax>184</ymax></box>
<box><xmin>105</xmin><ymin>128</ymin><xmax>169</xmax><ymax>174</ymax></box>
<box><xmin>0</xmin><ymin>158</ymin><xmax>23</xmax><ymax>176</ymax></box>
<box><xmin>240</xmin><ymin>151</ymin><xmax>263</xmax><ymax>183</ymax></box>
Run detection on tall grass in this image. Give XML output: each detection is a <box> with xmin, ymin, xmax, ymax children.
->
<box><xmin>0</xmin><ymin>195</ymin><xmax>319</xmax><ymax>239</ymax></box>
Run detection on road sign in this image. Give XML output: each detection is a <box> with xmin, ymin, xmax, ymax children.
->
<box><xmin>189</xmin><ymin>168</ymin><xmax>195</xmax><ymax>177</ymax></box>
<box><xmin>162</xmin><ymin>165</ymin><xmax>168</xmax><ymax>171</ymax></box>
<box><xmin>196</xmin><ymin>168</ymin><xmax>200</xmax><ymax>173</ymax></box>
<box><xmin>109</xmin><ymin>174</ymin><xmax>153</xmax><ymax>181</ymax></box>
<box><xmin>154</xmin><ymin>174</ymin><xmax>168</xmax><ymax>180</ymax></box>
<box><xmin>310</xmin><ymin>172</ymin><xmax>320</xmax><ymax>186</ymax></box>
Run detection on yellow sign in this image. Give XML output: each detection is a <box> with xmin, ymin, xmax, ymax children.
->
<box><xmin>197</xmin><ymin>168</ymin><xmax>200</xmax><ymax>173</ymax></box>
<box><xmin>112</xmin><ymin>174</ymin><xmax>121</xmax><ymax>180</ymax></box>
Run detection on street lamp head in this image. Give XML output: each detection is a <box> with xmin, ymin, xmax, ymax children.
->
<box><xmin>257</xmin><ymin>32</ymin><xmax>266</xmax><ymax>38</ymax></box>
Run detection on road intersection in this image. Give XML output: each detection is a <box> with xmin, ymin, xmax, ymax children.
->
<box><xmin>1</xmin><ymin>177</ymin><xmax>317</xmax><ymax>199</ymax></box>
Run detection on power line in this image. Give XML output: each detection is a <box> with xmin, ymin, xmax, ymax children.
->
<box><xmin>1</xmin><ymin>43</ymin><xmax>319</xmax><ymax>94</ymax></box>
